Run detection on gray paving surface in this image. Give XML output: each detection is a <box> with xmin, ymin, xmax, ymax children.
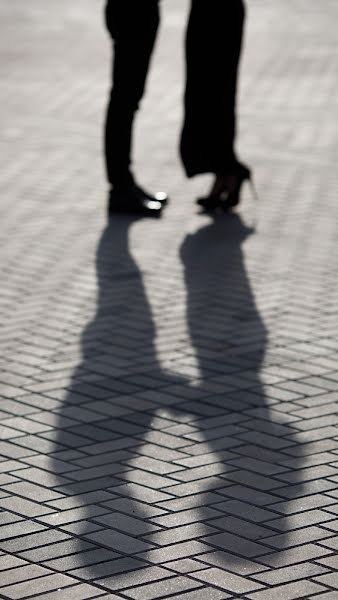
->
<box><xmin>1</xmin><ymin>0</ymin><xmax>338</xmax><ymax>598</ymax></box>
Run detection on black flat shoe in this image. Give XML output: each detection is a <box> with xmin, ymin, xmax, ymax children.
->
<box><xmin>197</xmin><ymin>163</ymin><xmax>252</xmax><ymax>213</ymax></box>
<box><xmin>136</xmin><ymin>185</ymin><xmax>168</xmax><ymax>206</ymax></box>
<box><xmin>108</xmin><ymin>184</ymin><xmax>168</xmax><ymax>218</ymax></box>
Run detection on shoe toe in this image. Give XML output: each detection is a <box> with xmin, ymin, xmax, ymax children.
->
<box><xmin>196</xmin><ymin>196</ymin><xmax>220</xmax><ymax>210</ymax></box>
<box><xmin>154</xmin><ymin>191</ymin><xmax>168</xmax><ymax>204</ymax></box>
<box><xmin>144</xmin><ymin>199</ymin><xmax>163</xmax><ymax>210</ymax></box>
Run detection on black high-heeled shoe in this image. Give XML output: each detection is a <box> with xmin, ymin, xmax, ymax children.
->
<box><xmin>197</xmin><ymin>163</ymin><xmax>253</xmax><ymax>213</ymax></box>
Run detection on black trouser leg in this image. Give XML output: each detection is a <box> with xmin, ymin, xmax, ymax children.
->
<box><xmin>105</xmin><ymin>1</ymin><xmax>160</xmax><ymax>188</ymax></box>
<box><xmin>180</xmin><ymin>0</ymin><xmax>245</xmax><ymax>177</ymax></box>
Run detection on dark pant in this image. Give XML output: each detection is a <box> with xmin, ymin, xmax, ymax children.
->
<box><xmin>105</xmin><ymin>0</ymin><xmax>245</xmax><ymax>187</ymax></box>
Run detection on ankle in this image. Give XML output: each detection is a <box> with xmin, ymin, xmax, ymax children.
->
<box><xmin>209</xmin><ymin>173</ymin><xmax>239</xmax><ymax>197</ymax></box>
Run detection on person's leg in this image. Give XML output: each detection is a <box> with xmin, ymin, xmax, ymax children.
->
<box><xmin>180</xmin><ymin>0</ymin><xmax>245</xmax><ymax>179</ymax></box>
<box><xmin>105</xmin><ymin>1</ymin><xmax>160</xmax><ymax>190</ymax></box>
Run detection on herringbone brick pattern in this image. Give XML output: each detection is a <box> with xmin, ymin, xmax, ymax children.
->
<box><xmin>1</xmin><ymin>0</ymin><xmax>338</xmax><ymax>598</ymax></box>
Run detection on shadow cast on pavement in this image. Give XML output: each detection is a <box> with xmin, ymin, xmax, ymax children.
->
<box><xmin>51</xmin><ymin>214</ymin><xmax>306</xmax><ymax>592</ymax></box>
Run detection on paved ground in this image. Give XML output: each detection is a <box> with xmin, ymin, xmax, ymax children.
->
<box><xmin>1</xmin><ymin>0</ymin><xmax>338</xmax><ymax>598</ymax></box>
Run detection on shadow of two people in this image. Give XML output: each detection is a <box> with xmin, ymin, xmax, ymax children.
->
<box><xmin>53</xmin><ymin>213</ymin><xmax>305</xmax><ymax>584</ymax></box>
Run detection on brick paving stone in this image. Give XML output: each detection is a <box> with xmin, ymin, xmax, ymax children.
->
<box><xmin>0</xmin><ymin>417</ymin><xmax>53</xmax><ymax>435</ymax></box>
<box><xmin>100</xmin><ymin>498</ymin><xmax>166</xmax><ymax>519</ymax></box>
<box><xmin>0</xmin><ymin>574</ymin><xmax>79</xmax><ymax>599</ymax></box>
<box><xmin>65</xmin><ymin>464</ymin><xmax>129</xmax><ymax>481</ymax></box>
<box><xmin>8</xmin><ymin>466</ymin><xmax>71</xmax><ymax>488</ymax></box>
<box><xmin>0</xmin><ymin>425</ymin><xmax>25</xmax><ymax>440</ymax></box>
<box><xmin>270</xmin><ymin>495</ymin><xmax>338</xmax><ymax>515</ymax></box>
<box><xmin>318</xmin><ymin>555</ymin><xmax>338</xmax><ymax>570</ymax></box>
<box><xmin>30</xmin><ymin>435</ymin><xmax>78</xmax><ymax>456</ymax></box>
<box><xmin>220</xmin><ymin>469</ymin><xmax>285</xmax><ymax>491</ymax></box>
<box><xmin>0</xmin><ymin>474</ymin><xmax>19</xmax><ymax>486</ymax></box>
<box><xmin>96</xmin><ymin>566</ymin><xmax>174</xmax><ymax>591</ymax></box>
<box><xmin>192</xmin><ymin>567</ymin><xmax>263</xmax><ymax>594</ymax></box>
<box><xmin>0</xmin><ymin>512</ymin><xmax>23</xmax><ymax>526</ymax></box>
<box><xmin>217</xmin><ymin>485</ymin><xmax>282</xmax><ymax>506</ymax></box>
<box><xmin>61</xmin><ymin>521</ymin><xmax>104</xmax><ymax>536</ymax></box>
<box><xmin>278</xmin><ymin>464</ymin><xmax>338</xmax><ymax>483</ymax></box>
<box><xmin>134</xmin><ymin>443</ymin><xmax>188</xmax><ymax>463</ymax></box>
<box><xmin>318</xmin><ymin>537</ymin><xmax>338</xmax><ymax>551</ymax></box>
<box><xmin>2</xmin><ymin>481</ymin><xmax>63</xmax><ymax>502</ymax></box>
<box><xmin>262</xmin><ymin>526</ymin><xmax>335</xmax><ymax>548</ymax></box>
<box><xmin>38</xmin><ymin>584</ymin><xmax>105</xmax><ymax>599</ymax></box>
<box><xmin>117</xmin><ymin>469</ymin><xmax>178</xmax><ymax>490</ymax></box>
<box><xmin>164</xmin><ymin>558</ymin><xmax>208</xmax><ymax>573</ymax></box>
<box><xmin>163</xmin><ymin>479</ymin><xmax>227</xmax><ymax>498</ymax></box>
<box><xmin>204</xmin><ymin>531</ymin><xmax>270</xmax><ymax>557</ymax></box>
<box><xmin>84</xmin><ymin>529</ymin><xmax>154</xmax><ymax>554</ymax></box>
<box><xmin>93</xmin><ymin>512</ymin><xmax>160</xmax><ymax>536</ymax></box>
<box><xmin>252</xmin><ymin>562</ymin><xmax>329</xmax><ymax>585</ymax></box>
<box><xmin>37</xmin><ymin>505</ymin><xmax>110</xmax><ymax>526</ymax></box>
<box><xmin>282</xmin><ymin>453</ymin><xmax>338</xmax><ymax>470</ymax></box>
<box><xmin>71</xmin><ymin>557</ymin><xmax>146</xmax><ymax>581</ymax></box>
<box><xmin>0</xmin><ymin>461</ymin><xmax>25</xmax><ymax>474</ymax></box>
<box><xmin>56</xmin><ymin>476</ymin><xmax>123</xmax><ymax>496</ymax></box>
<box><xmin>0</xmin><ymin>555</ymin><xmax>28</xmax><ymax>571</ymax></box>
<box><xmin>273</xmin><ymin>479</ymin><xmax>337</xmax><ymax>499</ymax></box>
<box><xmin>260</xmin><ymin>544</ymin><xmax>334</xmax><ymax>568</ymax></box>
<box><xmin>20</xmin><ymin>539</ymin><xmax>98</xmax><ymax>563</ymax></box>
<box><xmin>206</xmin><ymin>516</ymin><xmax>276</xmax><ymax>541</ymax></box>
<box><xmin>2</xmin><ymin>530</ymin><xmax>70</xmax><ymax>554</ymax></box>
<box><xmin>313</xmin><ymin>573</ymin><xmax>338</xmax><ymax>589</ymax></box>
<box><xmin>227</xmin><ymin>456</ymin><xmax>288</xmax><ymax>477</ymax></box>
<box><xmin>145</xmin><ymin>523</ymin><xmax>219</xmax><ymax>546</ymax></box>
<box><xmin>65</xmin><ymin>561</ymin><xmax>111</xmax><ymax>582</ymax></box>
<box><xmin>247</xmin><ymin>580</ymin><xmax>327</xmax><ymax>600</ymax></box>
<box><xmin>266</xmin><ymin>510</ymin><xmax>338</xmax><ymax>531</ymax></box>
<box><xmin>0</xmin><ymin>564</ymin><xmax>52</xmax><ymax>587</ymax></box>
<box><xmin>94</xmin><ymin>594</ymin><xmax>122</xmax><ymax>600</ymax></box>
<box><xmin>0</xmin><ymin>520</ymin><xmax>46</xmax><ymax>542</ymax></box>
<box><xmin>151</xmin><ymin>507</ymin><xmax>221</xmax><ymax>528</ymax></box>
<box><xmin>213</xmin><ymin>499</ymin><xmax>278</xmax><ymax>522</ymax></box>
<box><xmin>137</xmin><ymin>541</ymin><xmax>211</xmax><ymax>564</ymax></box>
<box><xmin>170</xmin><ymin>589</ymin><xmax>230</xmax><ymax>600</ymax></box>
<box><xmin>20</xmin><ymin>454</ymin><xmax>78</xmax><ymax>474</ymax></box>
<box><xmin>70</xmin><ymin>451</ymin><xmax>135</xmax><ymax>471</ymax></box>
<box><xmin>166</xmin><ymin>463</ymin><xmax>226</xmax><ymax>483</ymax></box>
<box><xmin>0</xmin><ymin>441</ymin><xmax>36</xmax><ymax>459</ymax></box>
<box><xmin>326</xmin><ymin>490</ymin><xmax>338</xmax><ymax>501</ymax></box>
<box><xmin>46</xmin><ymin>490</ymin><xmax>115</xmax><ymax>510</ymax></box>
<box><xmin>121</xmin><ymin>576</ymin><xmax>203</xmax><ymax>600</ymax></box>
<box><xmin>107</xmin><ymin>483</ymin><xmax>173</xmax><ymax>504</ymax></box>
<box><xmin>197</xmin><ymin>551</ymin><xmax>268</xmax><ymax>576</ymax></box>
<box><xmin>44</xmin><ymin>549</ymin><xmax>118</xmax><ymax>572</ymax></box>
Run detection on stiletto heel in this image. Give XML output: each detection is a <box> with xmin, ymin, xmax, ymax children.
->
<box><xmin>248</xmin><ymin>175</ymin><xmax>260</xmax><ymax>204</ymax></box>
<box><xmin>220</xmin><ymin>163</ymin><xmax>251</xmax><ymax>212</ymax></box>
<box><xmin>197</xmin><ymin>162</ymin><xmax>254</xmax><ymax>213</ymax></box>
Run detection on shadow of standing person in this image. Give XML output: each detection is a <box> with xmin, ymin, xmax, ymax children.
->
<box><xmin>176</xmin><ymin>215</ymin><xmax>307</xmax><ymax>575</ymax></box>
<box><xmin>50</xmin><ymin>218</ymin><xmax>171</xmax><ymax>578</ymax></box>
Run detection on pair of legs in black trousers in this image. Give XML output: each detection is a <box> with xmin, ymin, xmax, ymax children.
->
<box><xmin>105</xmin><ymin>0</ymin><xmax>246</xmax><ymax>202</ymax></box>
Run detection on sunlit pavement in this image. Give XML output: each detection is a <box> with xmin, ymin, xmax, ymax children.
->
<box><xmin>1</xmin><ymin>1</ymin><xmax>338</xmax><ymax>598</ymax></box>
